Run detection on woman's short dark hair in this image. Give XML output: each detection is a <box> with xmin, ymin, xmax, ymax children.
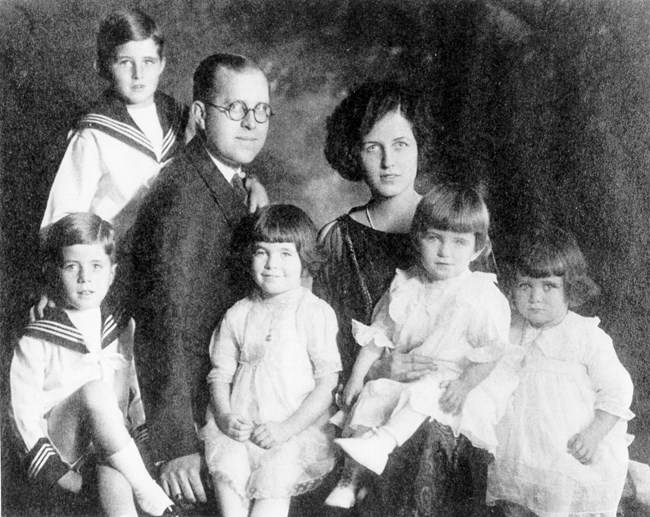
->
<box><xmin>504</xmin><ymin>226</ymin><xmax>600</xmax><ymax>308</ymax></box>
<box><xmin>96</xmin><ymin>8</ymin><xmax>164</xmax><ymax>80</ymax></box>
<box><xmin>230</xmin><ymin>204</ymin><xmax>324</xmax><ymax>292</ymax></box>
<box><xmin>324</xmin><ymin>81</ymin><xmax>434</xmax><ymax>182</ymax></box>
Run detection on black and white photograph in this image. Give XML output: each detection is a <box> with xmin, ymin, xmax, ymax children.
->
<box><xmin>2</xmin><ymin>1</ymin><xmax>650</xmax><ymax>516</ymax></box>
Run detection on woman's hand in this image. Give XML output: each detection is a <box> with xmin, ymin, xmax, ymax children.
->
<box><xmin>216</xmin><ymin>413</ymin><xmax>254</xmax><ymax>442</ymax></box>
<box><xmin>438</xmin><ymin>379</ymin><xmax>471</xmax><ymax>415</ymax></box>
<box><xmin>251</xmin><ymin>421</ymin><xmax>289</xmax><ymax>449</ymax></box>
<box><xmin>369</xmin><ymin>351</ymin><xmax>437</xmax><ymax>382</ymax></box>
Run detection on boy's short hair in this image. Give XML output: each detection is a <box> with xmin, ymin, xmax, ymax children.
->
<box><xmin>96</xmin><ymin>8</ymin><xmax>164</xmax><ymax>80</ymax></box>
<box><xmin>324</xmin><ymin>81</ymin><xmax>436</xmax><ymax>182</ymax></box>
<box><xmin>42</xmin><ymin>213</ymin><xmax>116</xmax><ymax>268</ymax></box>
<box><xmin>411</xmin><ymin>182</ymin><xmax>491</xmax><ymax>254</ymax></box>
<box><xmin>505</xmin><ymin>225</ymin><xmax>600</xmax><ymax>307</ymax></box>
<box><xmin>230</xmin><ymin>204</ymin><xmax>323</xmax><ymax>291</ymax></box>
<box><xmin>193</xmin><ymin>53</ymin><xmax>263</xmax><ymax>102</ymax></box>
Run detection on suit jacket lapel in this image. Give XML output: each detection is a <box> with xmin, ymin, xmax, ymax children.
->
<box><xmin>185</xmin><ymin>138</ymin><xmax>248</xmax><ymax>227</ymax></box>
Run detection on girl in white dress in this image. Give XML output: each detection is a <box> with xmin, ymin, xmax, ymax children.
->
<box><xmin>326</xmin><ymin>182</ymin><xmax>519</xmax><ymax>508</ymax></box>
<box><xmin>203</xmin><ymin>204</ymin><xmax>342</xmax><ymax>517</ymax></box>
<box><xmin>487</xmin><ymin>227</ymin><xmax>633</xmax><ymax>517</ymax></box>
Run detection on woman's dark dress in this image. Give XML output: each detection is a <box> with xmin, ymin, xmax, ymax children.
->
<box><xmin>312</xmin><ymin>212</ymin><xmax>493</xmax><ymax>517</ymax></box>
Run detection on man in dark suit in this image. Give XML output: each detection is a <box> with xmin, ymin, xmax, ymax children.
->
<box><xmin>129</xmin><ymin>53</ymin><xmax>272</xmax><ymax>505</ymax></box>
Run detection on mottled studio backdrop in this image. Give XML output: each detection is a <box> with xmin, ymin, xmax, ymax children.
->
<box><xmin>2</xmin><ymin>0</ymin><xmax>650</xmax><ymax>499</ymax></box>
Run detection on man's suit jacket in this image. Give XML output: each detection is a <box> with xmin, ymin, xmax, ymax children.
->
<box><xmin>129</xmin><ymin>136</ymin><xmax>249</xmax><ymax>462</ymax></box>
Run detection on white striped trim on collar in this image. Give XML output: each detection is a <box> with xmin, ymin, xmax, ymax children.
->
<box><xmin>102</xmin><ymin>314</ymin><xmax>118</xmax><ymax>340</ymax></box>
<box><xmin>82</xmin><ymin>114</ymin><xmax>155</xmax><ymax>153</ymax></box>
<box><xmin>27</xmin><ymin>320</ymin><xmax>84</xmax><ymax>345</ymax></box>
<box><xmin>28</xmin><ymin>442</ymin><xmax>57</xmax><ymax>479</ymax></box>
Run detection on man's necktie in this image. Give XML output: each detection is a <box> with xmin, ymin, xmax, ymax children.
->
<box><xmin>230</xmin><ymin>174</ymin><xmax>248</xmax><ymax>204</ymax></box>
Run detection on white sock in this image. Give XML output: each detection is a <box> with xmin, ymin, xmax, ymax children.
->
<box><xmin>107</xmin><ymin>439</ymin><xmax>173</xmax><ymax>516</ymax></box>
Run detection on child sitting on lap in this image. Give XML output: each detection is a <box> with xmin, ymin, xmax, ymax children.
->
<box><xmin>326</xmin><ymin>182</ymin><xmax>519</xmax><ymax>508</ymax></box>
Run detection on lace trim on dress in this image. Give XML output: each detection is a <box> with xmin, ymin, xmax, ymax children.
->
<box><xmin>210</xmin><ymin>466</ymin><xmax>332</xmax><ymax>503</ymax></box>
<box><xmin>488</xmin><ymin>457</ymin><xmax>626</xmax><ymax>516</ymax></box>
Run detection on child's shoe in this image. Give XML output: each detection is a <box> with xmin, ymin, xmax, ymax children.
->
<box><xmin>325</xmin><ymin>480</ymin><xmax>357</xmax><ymax>508</ymax></box>
<box><xmin>325</xmin><ymin>463</ymin><xmax>360</xmax><ymax>508</ymax></box>
<box><xmin>134</xmin><ymin>481</ymin><xmax>177</xmax><ymax>516</ymax></box>
<box><xmin>335</xmin><ymin>428</ymin><xmax>396</xmax><ymax>475</ymax></box>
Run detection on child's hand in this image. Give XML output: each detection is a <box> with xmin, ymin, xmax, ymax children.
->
<box><xmin>245</xmin><ymin>174</ymin><xmax>269</xmax><ymax>213</ymax></box>
<box><xmin>567</xmin><ymin>429</ymin><xmax>601</xmax><ymax>465</ymax></box>
<box><xmin>216</xmin><ymin>413</ymin><xmax>254</xmax><ymax>442</ymax></box>
<box><xmin>250</xmin><ymin>421</ymin><xmax>289</xmax><ymax>449</ymax></box>
<box><xmin>438</xmin><ymin>379</ymin><xmax>471</xmax><ymax>415</ymax></box>
<box><xmin>342</xmin><ymin>378</ymin><xmax>364</xmax><ymax>409</ymax></box>
<box><xmin>57</xmin><ymin>470</ymin><xmax>83</xmax><ymax>494</ymax></box>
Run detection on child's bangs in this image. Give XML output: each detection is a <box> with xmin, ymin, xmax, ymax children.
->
<box><xmin>516</xmin><ymin>247</ymin><xmax>568</xmax><ymax>279</ymax></box>
<box><xmin>424</xmin><ymin>202</ymin><xmax>488</xmax><ymax>236</ymax></box>
<box><xmin>252</xmin><ymin>221</ymin><xmax>302</xmax><ymax>247</ymax></box>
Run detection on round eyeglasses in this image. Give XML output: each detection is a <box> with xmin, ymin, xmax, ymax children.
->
<box><xmin>204</xmin><ymin>100</ymin><xmax>274</xmax><ymax>124</ymax></box>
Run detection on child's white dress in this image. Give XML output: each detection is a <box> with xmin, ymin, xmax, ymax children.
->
<box><xmin>344</xmin><ymin>266</ymin><xmax>517</xmax><ymax>453</ymax></box>
<box><xmin>203</xmin><ymin>287</ymin><xmax>342</xmax><ymax>501</ymax></box>
<box><xmin>487</xmin><ymin>311</ymin><xmax>634</xmax><ymax>517</ymax></box>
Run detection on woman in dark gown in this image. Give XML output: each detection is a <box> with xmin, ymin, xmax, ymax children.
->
<box><xmin>313</xmin><ymin>81</ymin><xmax>493</xmax><ymax>517</ymax></box>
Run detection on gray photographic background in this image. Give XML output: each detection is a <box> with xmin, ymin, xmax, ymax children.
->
<box><xmin>2</xmin><ymin>0</ymin><xmax>650</xmax><ymax>510</ymax></box>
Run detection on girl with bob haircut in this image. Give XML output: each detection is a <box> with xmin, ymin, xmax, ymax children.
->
<box><xmin>326</xmin><ymin>182</ymin><xmax>518</xmax><ymax>508</ymax></box>
<box><xmin>410</xmin><ymin>180</ymin><xmax>491</xmax><ymax>256</ymax></box>
<box><xmin>11</xmin><ymin>213</ymin><xmax>178</xmax><ymax>517</ymax></box>
<box><xmin>229</xmin><ymin>203</ymin><xmax>324</xmax><ymax>292</ymax></box>
<box><xmin>203</xmin><ymin>205</ymin><xmax>342</xmax><ymax>517</ymax></box>
<box><xmin>503</xmin><ymin>226</ymin><xmax>599</xmax><ymax>307</ymax></box>
<box><xmin>488</xmin><ymin>226</ymin><xmax>633</xmax><ymax>517</ymax></box>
